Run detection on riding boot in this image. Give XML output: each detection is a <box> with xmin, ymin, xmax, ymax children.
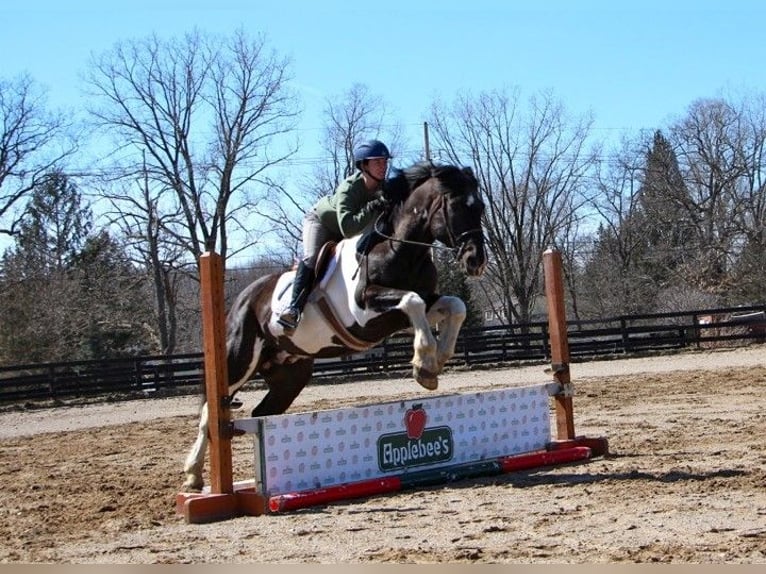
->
<box><xmin>277</xmin><ymin>261</ymin><xmax>315</xmax><ymax>333</ymax></box>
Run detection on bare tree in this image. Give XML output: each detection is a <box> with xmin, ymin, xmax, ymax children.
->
<box><xmin>670</xmin><ymin>100</ymin><xmax>747</xmax><ymax>292</ymax></box>
<box><xmin>428</xmin><ymin>88</ymin><xmax>597</xmax><ymax>327</ymax></box>
<box><xmin>103</xmin><ymin>156</ymin><xmax>189</xmax><ymax>354</ymax></box>
<box><xmin>719</xmin><ymin>92</ymin><xmax>766</xmax><ymax>303</ymax></box>
<box><xmin>555</xmin><ymin>206</ymin><xmax>590</xmax><ymax>323</ymax></box>
<box><xmin>0</xmin><ymin>73</ymin><xmax>76</xmax><ymax>237</ymax></box>
<box><xmin>84</xmin><ymin>28</ymin><xmax>300</xmax><ymax>270</ymax></box>
<box><xmin>313</xmin><ymin>83</ymin><xmax>406</xmax><ymax>196</ymax></box>
<box><xmin>668</xmin><ymin>98</ymin><xmax>752</xmax><ymax>296</ymax></box>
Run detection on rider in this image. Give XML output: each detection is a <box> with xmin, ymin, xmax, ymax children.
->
<box><xmin>277</xmin><ymin>139</ymin><xmax>392</xmax><ymax>333</ymax></box>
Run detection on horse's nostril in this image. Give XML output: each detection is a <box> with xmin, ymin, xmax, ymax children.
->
<box><xmin>461</xmin><ymin>248</ymin><xmax>487</xmax><ymax>277</ymax></box>
<box><xmin>462</xmin><ymin>255</ymin><xmax>481</xmax><ymax>276</ymax></box>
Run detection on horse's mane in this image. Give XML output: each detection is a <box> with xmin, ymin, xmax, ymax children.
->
<box><xmin>383</xmin><ymin>161</ymin><xmax>476</xmax><ymax>204</ymax></box>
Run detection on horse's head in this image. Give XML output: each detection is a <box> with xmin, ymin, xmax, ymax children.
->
<box><xmin>414</xmin><ymin>164</ymin><xmax>487</xmax><ymax>277</ymax></box>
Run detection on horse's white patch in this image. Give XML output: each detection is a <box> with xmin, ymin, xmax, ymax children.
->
<box><xmin>267</xmin><ymin>237</ymin><xmax>382</xmax><ymax>354</ymax></box>
<box><xmin>396</xmin><ymin>291</ymin><xmax>427</xmax><ymax>317</ymax></box>
<box><xmin>427</xmin><ymin>295</ymin><xmax>466</xmax><ymax>324</ymax></box>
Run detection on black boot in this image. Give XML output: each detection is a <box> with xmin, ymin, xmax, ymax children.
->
<box><xmin>277</xmin><ymin>261</ymin><xmax>315</xmax><ymax>332</ymax></box>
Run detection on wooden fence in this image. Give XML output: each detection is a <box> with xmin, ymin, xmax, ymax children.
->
<box><xmin>1</xmin><ymin>304</ymin><xmax>764</xmax><ymax>407</ymax></box>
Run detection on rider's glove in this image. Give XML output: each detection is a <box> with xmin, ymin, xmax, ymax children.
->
<box><xmin>367</xmin><ymin>196</ymin><xmax>390</xmax><ymax>212</ymax></box>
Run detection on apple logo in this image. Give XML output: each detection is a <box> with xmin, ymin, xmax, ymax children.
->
<box><xmin>405</xmin><ymin>404</ymin><xmax>427</xmax><ymax>440</ymax></box>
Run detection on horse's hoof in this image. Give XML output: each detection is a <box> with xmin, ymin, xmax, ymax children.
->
<box><xmin>418</xmin><ymin>378</ymin><xmax>438</xmax><ymax>390</ymax></box>
<box><xmin>414</xmin><ymin>367</ymin><xmax>438</xmax><ymax>390</ymax></box>
<box><xmin>182</xmin><ymin>478</ymin><xmax>204</xmax><ymax>492</ymax></box>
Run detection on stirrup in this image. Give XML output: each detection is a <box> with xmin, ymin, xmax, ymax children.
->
<box><xmin>277</xmin><ymin>309</ymin><xmax>300</xmax><ymax>331</ymax></box>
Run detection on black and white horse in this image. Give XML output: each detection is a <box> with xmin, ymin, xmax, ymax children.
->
<box><xmin>184</xmin><ymin>161</ymin><xmax>487</xmax><ymax>490</ymax></box>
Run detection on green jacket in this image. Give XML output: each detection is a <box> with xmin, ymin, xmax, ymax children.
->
<box><xmin>314</xmin><ymin>172</ymin><xmax>383</xmax><ymax>237</ymax></box>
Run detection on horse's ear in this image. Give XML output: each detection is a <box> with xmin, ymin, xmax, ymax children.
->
<box><xmin>461</xmin><ymin>166</ymin><xmax>478</xmax><ymax>185</ymax></box>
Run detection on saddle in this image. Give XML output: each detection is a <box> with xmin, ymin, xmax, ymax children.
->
<box><xmin>283</xmin><ymin>238</ymin><xmax>381</xmax><ymax>351</ymax></box>
<box><xmin>313</xmin><ymin>240</ymin><xmax>338</xmax><ymax>288</ymax></box>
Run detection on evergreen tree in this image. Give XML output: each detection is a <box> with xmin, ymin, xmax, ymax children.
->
<box><xmin>636</xmin><ymin>131</ymin><xmax>695</xmax><ymax>291</ymax></box>
<box><xmin>72</xmin><ymin>231</ymin><xmax>156</xmax><ymax>359</ymax></box>
<box><xmin>0</xmin><ymin>172</ymin><xmax>155</xmax><ymax>365</ymax></box>
<box><xmin>729</xmin><ymin>231</ymin><xmax>766</xmax><ymax>304</ymax></box>
<box><xmin>0</xmin><ymin>171</ymin><xmax>90</xmax><ymax>363</ymax></box>
<box><xmin>580</xmin><ymin>131</ymin><xmax>705</xmax><ymax>318</ymax></box>
<box><xmin>17</xmin><ymin>170</ymin><xmax>92</xmax><ymax>272</ymax></box>
<box><xmin>578</xmin><ymin>221</ymin><xmax>656</xmax><ymax>317</ymax></box>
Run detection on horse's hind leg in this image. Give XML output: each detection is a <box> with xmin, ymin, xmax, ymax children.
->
<box><xmin>182</xmin><ymin>306</ymin><xmax>264</xmax><ymax>491</ymax></box>
<box><xmin>251</xmin><ymin>357</ymin><xmax>314</xmax><ymax>416</ymax></box>
<box><xmin>183</xmin><ymin>358</ymin><xmax>309</xmax><ymax>489</ymax></box>
<box><xmin>183</xmin><ymin>401</ymin><xmax>211</xmax><ymax>491</ymax></box>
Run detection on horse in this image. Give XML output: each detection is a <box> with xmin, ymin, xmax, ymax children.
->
<box><xmin>183</xmin><ymin>161</ymin><xmax>487</xmax><ymax>490</ymax></box>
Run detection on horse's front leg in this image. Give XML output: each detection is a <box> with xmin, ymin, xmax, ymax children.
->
<box><xmin>363</xmin><ymin>287</ymin><xmax>439</xmax><ymax>390</ymax></box>
<box><xmin>426</xmin><ymin>295</ymin><xmax>467</xmax><ymax>371</ymax></box>
<box><xmin>398</xmin><ymin>292</ymin><xmax>440</xmax><ymax>389</ymax></box>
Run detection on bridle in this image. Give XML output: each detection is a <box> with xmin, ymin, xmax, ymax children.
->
<box><xmin>437</xmin><ymin>191</ymin><xmax>484</xmax><ymax>259</ymax></box>
<box><xmin>372</xmin><ymin>189</ymin><xmax>483</xmax><ymax>259</ymax></box>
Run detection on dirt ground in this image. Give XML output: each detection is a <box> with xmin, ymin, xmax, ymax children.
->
<box><xmin>1</xmin><ymin>346</ymin><xmax>765</xmax><ymax>564</ymax></box>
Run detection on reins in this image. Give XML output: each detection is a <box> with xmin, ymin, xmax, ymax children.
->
<box><xmin>372</xmin><ymin>212</ymin><xmax>457</xmax><ymax>253</ymax></box>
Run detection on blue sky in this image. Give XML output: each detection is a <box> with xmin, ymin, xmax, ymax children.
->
<box><xmin>3</xmin><ymin>0</ymin><xmax>765</xmax><ymax>160</ymax></box>
<box><xmin>1</xmin><ymin>0</ymin><xmax>765</xmax><ymax>259</ymax></box>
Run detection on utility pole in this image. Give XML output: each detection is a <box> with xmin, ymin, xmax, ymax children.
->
<box><xmin>423</xmin><ymin>122</ymin><xmax>431</xmax><ymax>161</ymax></box>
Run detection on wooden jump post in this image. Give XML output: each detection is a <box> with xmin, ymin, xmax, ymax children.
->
<box><xmin>544</xmin><ymin>248</ymin><xmax>608</xmax><ymax>455</ymax></box>
<box><xmin>176</xmin><ymin>252</ymin><xmax>266</xmax><ymax>523</ymax></box>
<box><xmin>544</xmin><ymin>248</ymin><xmax>576</xmax><ymax>440</ymax></box>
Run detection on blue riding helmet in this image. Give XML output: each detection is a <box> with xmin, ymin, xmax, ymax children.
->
<box><xmin>353</xmin><ymin>140</ymin><xmax>391</xmax><ymax>168</ymax></box>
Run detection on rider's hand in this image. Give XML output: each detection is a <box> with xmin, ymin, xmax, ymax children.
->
<box><xmin>367</xmin><ymin>196</ymin><xmax>390</xmax><ymax>212</ymax></box>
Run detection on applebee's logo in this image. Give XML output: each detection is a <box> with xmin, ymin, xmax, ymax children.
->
<box><xmin>377</xmin><ymin>403</ymin><xmax>453</xmax><ymax>471</ymax></box>
<box><xmin>405</xmin><ymin>404</ymin><xmax>427</xmax><ymax>439</ymax></box>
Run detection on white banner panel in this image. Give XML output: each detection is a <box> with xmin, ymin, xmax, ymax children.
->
<box><xmin>234</xmin><ymin>384</ymin><xmax>552</xmax><ymax>496</ymax></box>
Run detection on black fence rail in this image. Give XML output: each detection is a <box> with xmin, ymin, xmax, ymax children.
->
<box><xmin>1</xmin><ymin>304</ymin><xmax>764</xmax><ymax>407</ymax></box>
<box><xmin>0</xmin><ymin>353</ymin><xmax>205</xmax><ymax>406</ymax></box>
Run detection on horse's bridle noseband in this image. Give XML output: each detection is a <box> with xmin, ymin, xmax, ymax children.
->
<box><xmin>438</xmin><ymin>192</ymin><xmax>484</xmax><ymax>259</ymax></box>
<box><xmin>450</xmin><ymin>227</ymin><xmax>484</xmax><ymax>259</ymax></box>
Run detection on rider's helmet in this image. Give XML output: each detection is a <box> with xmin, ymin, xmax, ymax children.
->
<box><xmin>353</xmin><ymin>140</ymin><xmax>391</xmax><ymax>169</ymax></box>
